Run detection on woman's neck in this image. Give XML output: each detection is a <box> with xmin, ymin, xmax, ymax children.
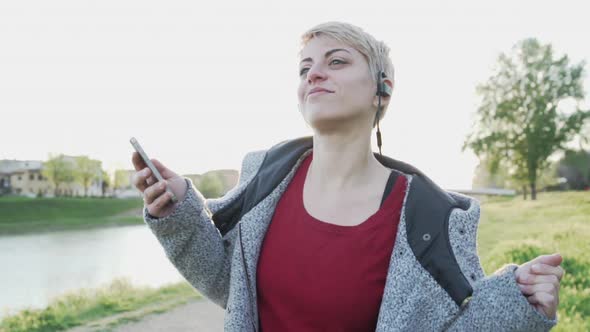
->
<box><xmin>307</xmin><ymin>131</ymin><xmax>389</xmax><ymax>194</ymax></box>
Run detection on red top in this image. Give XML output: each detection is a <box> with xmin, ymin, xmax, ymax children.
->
<box><xmin>257</xmin><ymin>152</ymin><xmax>408</xmax><ymax>331</ymax></box>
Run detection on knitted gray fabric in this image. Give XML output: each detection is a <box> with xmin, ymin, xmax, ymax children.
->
<box><xmin>143</xmin><ymin>148</ymin><xmax>558</xmax><ymax>331</ymax></box>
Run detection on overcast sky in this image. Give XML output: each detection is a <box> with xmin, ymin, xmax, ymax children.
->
<box><xmin>1</xmin><ymin>0</ymin><xmax>588</xmax><ymax>189</ymax></box>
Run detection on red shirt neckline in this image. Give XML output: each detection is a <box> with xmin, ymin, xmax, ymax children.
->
<box><xmin>299</xmin><ymin>152</ymin><xmax>403</xmax><ymax>234</ymax></box>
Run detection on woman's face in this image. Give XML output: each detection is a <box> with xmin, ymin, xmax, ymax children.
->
<box><xmin>297</xmin><ymin>35</ymin><xmax>377</xmax><ymax>130</ymax></box>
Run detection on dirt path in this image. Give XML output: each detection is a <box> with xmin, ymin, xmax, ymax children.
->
<box><xmin>67</xmin><ymin>299</ymin><xmax>225</xmax><ymax>332</ymax></box>
<box><xmin>114</xmin><ymin>299</ymin><xmax>224</xmax><ymax>332</ymax></box>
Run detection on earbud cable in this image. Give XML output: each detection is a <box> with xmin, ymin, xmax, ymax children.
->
<box><xmin>376</xmin><ymin>95</ymin><xmax>383</xmax><ymax>156</ymax></box>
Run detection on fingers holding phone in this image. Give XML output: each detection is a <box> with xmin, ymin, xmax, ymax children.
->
<box><xmin>143</xmin><ymin>177</ymin><xmax>174</xmax><ymax>214</ymax></box>
<box><xmin>130</xmin><ymin>138</ymin><xmax>187</xmax><ymax>218</ymax></box>
<box><xmin>132</xmin><ymin>154</ymin><xmax>163</xmax><ymax>190</ymax></box>
<box><xmin>132</xmin><ymin>152</ymin><xmax>151</xmax><ymax>191</ymax></box>
<box><xmin>131</xmin><ymin>153</ymin><xmax>171</xmax><ymax>187</ymax></box>
<box><xmin>132</xmin><ymin>153</ymin><xmax>187</xmax><ymax>218</ymax></box>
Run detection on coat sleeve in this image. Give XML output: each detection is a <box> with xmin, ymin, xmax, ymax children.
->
<box><xmin>142</xmin><ymin>150</ymin><xmax>267</xmax><ymax>308</ymax></box>
<box><xmin>443</xmin><ymin>192</ymin><xmax>558</xmax><ymax>331</ymax></box>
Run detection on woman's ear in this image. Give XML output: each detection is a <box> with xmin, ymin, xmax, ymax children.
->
<box><xmin>373</xmin><ymin>78</ymin><xmax>393</xmax><ymax>108</ymax></box>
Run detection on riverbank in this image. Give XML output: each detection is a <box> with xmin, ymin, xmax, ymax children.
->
<box><xmin>0</xmin><ymin>196</ymin><xmax>144</xmax><ymax>235</ymax></box>
<box><xmin>0</xmin><ymin>278</ymin><xmax>201</xmax><ymax>332</ymax></box>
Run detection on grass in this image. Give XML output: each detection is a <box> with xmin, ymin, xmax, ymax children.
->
<box><xmin>0</xmin><ymin>196</ymin><xmax>144</xmax><ymax>235</ymax></box>
<box><xmin>477</xmin><ymin>191</ymin><xmax>590</xmax><ymax>331</ymax></box>
<box><xmin>0</xmin><ymin>278</ymin><xmax>201</xmax><ymax>332</ymax></box>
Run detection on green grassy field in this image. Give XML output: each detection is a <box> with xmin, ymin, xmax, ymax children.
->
<box><xmin>0</xmin><ymin>279</ymin><xmax>200</xmax><ymax>332</ymax></box>
<box><xmin>0</xmin><ymin>196</ymin><xmax>144</xmax><ymax>234</ymax></box>
<box><xmin>477</xmin><ymin>191</ymin><xmax>590</xmax><ymax>331</ymax></box>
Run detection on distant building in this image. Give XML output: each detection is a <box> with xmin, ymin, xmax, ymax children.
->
<box><xmin>184</xmin><ymin>169</ymin><xmax>239</xmax><ymax>196</ymax></box>
<box><xmin>0</xmin><ymin>160</ymin><xmax>51</xmax><ymax>197</ymax></box>
<box><xmin>0</xmin><ymin>156</ymin><xmax>103</xmax><ymax>197</ymax></box>
<box><xmin>1</xmin><ymin>156</ymin><xmax>240</xmax><ymax>199</ymax></box>
<box><xmin>113</xmin><ymin>169</ymin><xmax>239</xmax><ymax>198</ymax></box>
<box><xmin>112</xmin><ymin>168</ymin><xmax>240</xmax><ymax>200</ymax></box>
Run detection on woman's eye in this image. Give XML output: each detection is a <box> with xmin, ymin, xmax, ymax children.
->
<box><xmin>330</xmin><ymin>59</ymin><xmax>345</xmax><ymax>65</ymax></box>
<box><xmin>299</xmin><ymin>59</ymin><xmax>346</xmax><ymax>77</ymax></box>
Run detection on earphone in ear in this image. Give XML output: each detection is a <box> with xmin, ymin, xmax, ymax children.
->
<box><xmin>374</xmin><ymin>71</ymin><xmax>390</xmax><ymax>156</ymax></box>
<box><xmin>376</xmin><ymin>71</ymin><xmax>392</xmax><ymax>97</ymax></box>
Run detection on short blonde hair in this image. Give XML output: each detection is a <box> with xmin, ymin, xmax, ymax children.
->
<box><xmin>299</xmin><ymin>21</ymin><xmax>395</xmax><ymax>126</ymax></box>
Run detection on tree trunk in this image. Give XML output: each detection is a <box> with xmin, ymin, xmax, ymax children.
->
<box><xmin>54</xmin><ymin>182</ymin><xmax>60</xmax><ymax>197</ymax></box>
<box><xmin>530</xmin><ymin>182</ymin><xmax>537</xmax><ymax>200</ymax></box>
<box><xmin>522</xmin><ymin>185</ymin><xmax>528</xmax><ymax>200</ymax></box>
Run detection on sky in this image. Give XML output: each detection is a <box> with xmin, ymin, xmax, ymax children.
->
<box><xmin>1</xmin><ymin>0</ymin><xmax>589</xmax><ymax>190</ymax></box>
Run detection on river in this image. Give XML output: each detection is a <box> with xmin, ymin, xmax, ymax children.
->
<box><xmin>0</xmin><ymin>225</ymin><xmax>185</xmax><ymax>319</ymax></box>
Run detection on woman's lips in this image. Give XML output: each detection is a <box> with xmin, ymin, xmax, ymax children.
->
<box><xmin>308</xmin><ymin>90</ymin><xmax>333</xmax><ymax>98</ymax></box>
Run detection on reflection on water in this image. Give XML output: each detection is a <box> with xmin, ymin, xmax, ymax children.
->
<box><xmin>0</xmin><ymin>225</ymin><xmax>184</xmax><ymax>319</ymax></box>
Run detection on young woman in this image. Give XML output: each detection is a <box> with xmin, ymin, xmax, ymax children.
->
<box><xmin>132</xmin><ymin>22</ymin><xmax>564</xmax><ymax>331</ymax></box>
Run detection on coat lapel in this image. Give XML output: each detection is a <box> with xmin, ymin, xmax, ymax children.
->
<box><xmin>374</xmin><ymin>174</ymin><xmax>462</xmax><ymax>331</ymax></box>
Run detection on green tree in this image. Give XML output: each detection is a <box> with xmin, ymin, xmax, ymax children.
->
<box><xmin>42</xmin><ymin>153</ymin><xmax>74</xmax><ymax>197</ymax></box>
<box><xmin>74</xmin><ymin>156</ymin><xmax>102</xmax><ymax>197</ymax></box>
<box><xmin>463</xmin><ymin>38</ymin><xmax>590</xmax><ymax>200</ymax></box>
<box><xmin>198</xmin><ymin>172</ymin><xmax>224</xmax><ymax>198</ymax></box>
<box><xmin>472</xmin><ymin>156</ymin><xmax>512</xmax><ymax>189</ymax></box>
<box><xmin>101</xmin><ymin>169</ymin><xmax>112</xmax><ymax>197</ymax></box>
<box><xmin>557</xmin><ymin>149</ymin><xmax>590</xmax><ymax>189</ymax></box>
<box><xmin>114</xmin><ymin>170</ymin><xmax>130</xmax><ymax>190</ymax></box>
<box><xmin>473</xmin><ymin>156</ymin><xmax>559</xmax><ymax>199</ymax></box>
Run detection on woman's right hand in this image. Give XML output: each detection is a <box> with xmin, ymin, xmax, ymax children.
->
<box><xmin>131</xmin><ymin>152</ymin><xmax>188</xmax><ymax>218</ymax></box>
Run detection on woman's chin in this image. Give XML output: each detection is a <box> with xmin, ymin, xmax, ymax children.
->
<box><xmin>306</xmin><ymin>112</ymin><xmax>348</xmax><ymax>128</ymax></box>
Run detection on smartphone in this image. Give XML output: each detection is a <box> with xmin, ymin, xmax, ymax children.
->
<box><xmin>130</xmin><ymin>137</ymin><xmax>178</xmax><ymax>203</ymax></box>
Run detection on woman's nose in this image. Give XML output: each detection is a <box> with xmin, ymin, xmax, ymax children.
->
<box><xmin>306</xmin><ymin>64</ymin><xmax>327</xmax><ymax>84</ymax></box>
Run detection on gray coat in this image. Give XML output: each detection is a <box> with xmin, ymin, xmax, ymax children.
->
<box><xmin>143</xmin><ymin>146</ymin><xmax>558</xmax><ymax>331</ymax></box>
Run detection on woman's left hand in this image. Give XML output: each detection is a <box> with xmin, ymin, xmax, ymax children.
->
<box><xmin>515</xmin><ymin>253</ymin><xmax>565</xmax><ymax>320</ymax></box>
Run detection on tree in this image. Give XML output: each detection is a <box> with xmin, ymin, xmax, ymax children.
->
<box><xmin>198</xmin><ymin>172</ymin><xmax>224</xmax><ymax>198</ymax></box>
<box><xmin>472</xmin><ymin>156</ymin><xmax>513</xmax><ymax>189</ymax></box>
<box><xmin>42</xmin><ymin>153</ymin><xmax>74</xmax><ymax>197</ymax></box>
<box><xmin>74</xmin><ymin>156</ymin><xmax>102</xmax><ymax>197</ymax></box>
<box><xmin>463</xmin><ymin>38</ymin><xmax>590</xmax><ymax>200</ymax></box>
<box><xmin>472</xmin><ymin>156</ymin><xmax>559</xmax><ymax>199</ymax></box>
<box><xmin>101</xmin><ymin>169</ymin><xmax>112</xmax><ymax>197</ymax></box>
<box><xmin>557</xmin><ymin>149</ymin><xmax>590</xmax><ymax>190</ymax></box>
<box><xmin>114</xmin><ymin>170</ymin><xmax>130</xmax><ymax>191</ymax></box>
<box><xmin>580</xmin><ymin>122</ymin><xmax>590</xmax><ymax>150</ymax></box>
